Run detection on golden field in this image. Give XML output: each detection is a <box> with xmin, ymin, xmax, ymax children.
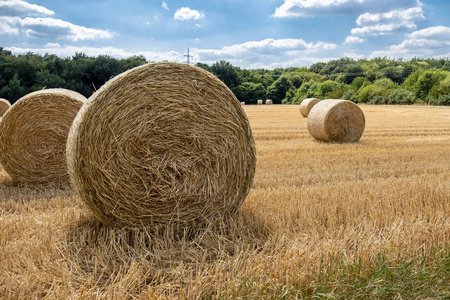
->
<box><xmin>0</xmin><ymin>104</ymin><xmax>449</xmax><ymax>299</ymax></box>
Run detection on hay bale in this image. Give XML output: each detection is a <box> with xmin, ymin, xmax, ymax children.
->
<box><xmin>265</xmin><ymin>99</ymin><xmax>273</xmax><ymax>105</ymax></box>
<box><xmin>307</xmin><ymin>99</ymin><xmax>365</xmax><ymax>143</ymax></box>
<box><xmin>0</xmin><ymin>89</ymin><xmax>86</xmax><ymax>183</ymax></box>
<box><xmin>257</xmin><ymin>100</ymin><xmax>263</xmax><ymax>105</ymax></box>
<box><xmin>67</xmin><ymin>62</ymin><xmax>256</xmax><ymax>228</ymax></box>
<box><xmin>300</xmin><ymin>98</ymin><xmax>320</xmax><ymax>117</ymax></box>
<box><xmin>240</xmin><ymin>102</ymin><xmax>245</xmax><ymax>105</ymax></box>
<box><xmin>0</xmin><ymin>98</ymin><xmax>11</xmax><ymax>117</ymax></box>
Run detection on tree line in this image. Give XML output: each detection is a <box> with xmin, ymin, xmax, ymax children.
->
<box><xmin>1</xmin><ymin>47</ymin><xmax>450</xmax><ymax>106</ymax></box>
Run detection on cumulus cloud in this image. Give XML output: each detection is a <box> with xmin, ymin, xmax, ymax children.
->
<box><xmin>0</xmin><ymin>0</ymin><xmax>54</xmax><ymax>17</ymax></box>
<box><xmin>193</xmin><ymin>38</ymin><xmax>337</xmax><ymax>68</ymax></box>
<box><xmin>273</xmin><ymin>0</ymin><xmax>422</xmax><ymax>18</ymax></box>
<box><xmin>344</xmin><ymin>36</ymin><xmax>365</xmax><ymax>44</ymax></box>
<box><xmin>6</xmin><ymin>45</ymin><xmax>182</xmax><ymax>62</ymax></box>
<box><xmin>0</xmin><ymin>16</ymin><xmax>114</xmax><ymax>40</ymax></box>
<box><xmin>351</xmin><ymin>7</ymin><xmax>424</xmax><ymax>36</ymax></box>
<box><xmin>0</xmin><ymin>1</ymin><xmax>114</xmax><ymax>41</ymax></box>
<box><xmin>369</xmin><ymin>26</ymin><xmax>450</xmax><ymax>59</ymax></box>
<box><xmin>407</xmin><ymin>26</ymin><xmax>450</xmax><ymax>39</ymax></box>
<box><xmin>174</xmin><ymin>7</ymin><xmax>204</xmax><ymax>20</ymax></box>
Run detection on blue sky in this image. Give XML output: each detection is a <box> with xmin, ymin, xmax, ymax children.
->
<box><xmin>1</xmin><ymin>0</ymin><xmax>450</xmax><ymax>69</ymax></box>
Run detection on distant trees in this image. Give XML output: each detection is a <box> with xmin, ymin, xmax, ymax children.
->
<box><xmin>0</xmin><ymin>47</ymin><xmax>449</xmax><ymax>106</ymax></box>
<box><xmin>0</xmin><ymin>48</ymin><xmax>147</xmax><ymax>103</ymax></box>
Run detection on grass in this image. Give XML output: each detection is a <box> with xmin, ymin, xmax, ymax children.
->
<box><xmin>1</xmin><ymin>104</ymin><xmax>449</xmax><ymax>299</ymax></box>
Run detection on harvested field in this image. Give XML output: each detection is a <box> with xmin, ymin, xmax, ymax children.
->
<box><xmin>1</xmin><ymin>105</ymin><xmax>449</xmax><ymax>299</ymax></box>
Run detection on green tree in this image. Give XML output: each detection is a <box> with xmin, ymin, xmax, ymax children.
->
<box><xmin>210</xmin><ymin>60</ymin><xmax>241</xmax><ymax>89</ymax></box>
<box><xmin>318</xmin><ymin>80</ymin><xmax>344</xmax><ymax>99</ymax></box>
<box><xmin>232</xmin><ymin>82</ymin><xmax>267</xmax><ymax>104</ymax></box>
<box><xmin>267</xmin><ymin>76</ymin><xmax>294</xmax><ymax>104</ymax></box>
<box><xmin>0</xmin><ymin>73</ymin><xmax>26</xmax><ymax>103</ymax></box>
<box><xmin>343</xmin><ymin>64</ymin><xmax>365</xmax><ymax>84</ymax></box>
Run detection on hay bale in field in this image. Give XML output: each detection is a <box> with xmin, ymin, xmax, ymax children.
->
<box><xmin>265</xmin><ymin>99</ymin><xmax>273</xmax><ymax>105</ymax></box>
<box><xmin>307</xmin><ymin>99</ymin><xmax>365</xmax><ymax>143</ymax></box>
<box><xmin>0</xmin><ymin>89</ymin><xmax>86</xmax><ymax>183</ymax></box>
<box><xmin>67</xmin><ymin>62</ymin><xmax>257</xmax><ymax>228</ymax></box>
<box><xmin>241</xmin><ymin>102</ymin><xmax>245</xmax><ymax>105</ymax></box>
<box><xmin>0</xmin><ymin>98</ymin><xmax>11</xmax><ymax>117</ymax></box>
<box><xmin>299</xmin><ymin>98</ymin><xmax>320</xmax><ymax>117</ymax></box>
<box><xmin>257</xmin><ymin>100</ymin><xmax>263</xmax><ymax>105</ymax></box>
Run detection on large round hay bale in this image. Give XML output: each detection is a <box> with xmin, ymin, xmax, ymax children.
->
<box><xmin>67</xmin><ymin>62</ymin><xmax>256</xmax><ymax>228</ymax></box>
<box><xmin>0</xmin><ymin>98</ymin><xmax>11</xmax><ymax>117</ymax></box>
<box><xmin>0</xmin><ymin>89</ymin><xmax>86</xmax><ymax>183</ymax></box>
<box><xmin>307</xmin><ymin>99</ymin><xmax>365</xmax><ymax>143</ymax></box>
<box><xmin>265</xmin><ymin>99</ymin><xmax>273</xmax><ymax>105</ymax></box>
<box><xmin>257</xmin><ymin>100</ymin><xmax>263</xmax><ymax>105</ymax></box>
<box><xmin>299</xmin><ymin>98</ymin><xmax>320</xmax><ymax>117</ymax></box>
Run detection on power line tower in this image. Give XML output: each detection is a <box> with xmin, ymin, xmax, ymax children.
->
<box><xmin>184</xmin><ymin>48</ymin><xmax>193</xmax><ymax>65</ymax></box>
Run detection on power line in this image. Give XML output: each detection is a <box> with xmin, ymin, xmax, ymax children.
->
<box><xmin>184</xmin><ymin>48</ymin><xmax>193</xmax><ymax>65</ymax></box>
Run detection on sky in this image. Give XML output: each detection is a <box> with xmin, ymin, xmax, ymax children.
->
<box><xmin>1</xmin><ymin>0</ymin><xmax>450</xmax><ymax>69</ymax></box>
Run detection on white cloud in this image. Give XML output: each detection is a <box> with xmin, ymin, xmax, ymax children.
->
<box><xmin>369</xmin><ymin>26</ymin><xmax>450</xmax><ymax>59</ymax></box>
<box><xmin>344</xmin><ymin>36</ymin><xmax>365</xmax><ymax>44</ymax></box>
<box><xmin>174</xmin><ymin>7</ymin><xmax>204</xmax><ymax>21</ymax></box>
<box><xmin>0</xmin><ymin>16</ymin><xmax>19</xmax><ymax>34</ymax></box>
<box><xmin>273</xmin><ymin>0</ymin><xmax>422</xmax><ymax>18</ymax></box>
<box><xmin>0</xmin><ymin>0</ymin><xmax>54</xmax><ymax>17</ymax></box>
<box><xmin>6</xmin><ymin>45</ymin><xmax>182</xmax><ymax>62</ymax></box>
<box><xmin>44</xmin><ymin>42</ymin><xmax>60</xmax><ymax>48</ymax></box>
<box><xmin>193</xmin><ymin>38</ymin><xmax>337</xmax><ymax>68</ymax></box>
<box><xmin>351</xmin><ymin>7</ymin><xmax>424</xmax><ymax>36</ymax></box>
<box><xmin>162</xmin><ymin>1</ymin><xmax>169</xmax><ymax>11</ymax></box>
<box><xmin>407</xmin><ymin>26</ymin><xmax>450</xmax><ymax>40</ymax></box>
<box><xmin>0</xmin><ymin>16</ymin><xmax>115</xmax><ymax>40</ymax></box>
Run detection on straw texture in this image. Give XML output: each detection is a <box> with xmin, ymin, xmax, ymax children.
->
<box><xmin>300</xmin><ymin>98</ymin><xmax>320</xmax><ymax>117</ymax></box>
<box><xmin>307</xmin><ymin>99</ymin><xmax>365</xmax><ymax>143</ymax></box>
<box><xmin>0</xmin><ymin>98</ymin><xmax>11</xmax><ymax>117</ymax></box>
<box><xmin>257</xmin><ymin>100</ymin><xmax>263</xmax><ymax>105</ymax></box>
<box><xmin>67</xmin><ymin>62</ymin><xmax>257</xmax><ymax>228</ymax></box>
<box><xmin>0</xmin><ymin>89</ymin><xmax>86</xmax><ymax>183</ymax></box>
<box><xmin>266</xmin><ymin>99</ymin><xmax>273</xmax><ymax>105</ymax></box>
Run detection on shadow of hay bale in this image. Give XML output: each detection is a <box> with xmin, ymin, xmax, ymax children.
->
<box><xmin>64</xmin><ymin>208</ymin><xmax>271</xmax><ymax>272</ymax></box>
<box><xmin>0</xmin><ymin>170</ymin><xmax>75</xmax><ymax>202</ymax></box>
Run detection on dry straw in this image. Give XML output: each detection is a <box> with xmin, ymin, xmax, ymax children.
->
<box><xmin>0</xmin><ymin>89</ymin><xmax>86</xmax><ymax>183</ymax></box>
<box><xmin>67</xmin><ymin>62</ymin><xmax>257</xmax><ymax>228</ymax></box>
<box><xmin>265</xmin><ymin>99</ymin><xmax>273</xmax><ymax>105</ymax></box>
<box><xmin>0</xmin><ymin>98</ymin><xmax>11</xmax><ymax>117</ymax></box>
<box><xmin>257</xmin><ymin>100</ymin><xmax>263</xmax><ymax>105</ymax></box>
<box><xmin>307</xmin><ymin>99</ymin><xmax>365</xmax><ymax>143</ymax></box>
<box><xmin>300</xmin><ymin>98</ymin><xmax>320</xmax><ymax>117</ymax></box>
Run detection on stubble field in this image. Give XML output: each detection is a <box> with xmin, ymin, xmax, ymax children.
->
<box><xmin>1</xmin><ymin>104</ymin><xmax>449</xmax><ymax>299</ymax></box>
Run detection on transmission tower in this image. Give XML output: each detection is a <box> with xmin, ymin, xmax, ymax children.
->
<box><xmin>184</xmin><ymin>48</ymin><xmax>193</xmax><ymax>64</ymax></box>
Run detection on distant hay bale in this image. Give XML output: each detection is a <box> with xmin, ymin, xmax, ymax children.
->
<box><xmin>265</xmin><ymin>99</ymin><xmax>273</xmax><ymax>105</ymax></box>
<box><xmin>241</xmin><ymin>102</ymin><xmax>245</xmax><ymax>105</ymax></box>
<box><xmin>300</xmin><ymin>98</ymin><xmax>320</xmax><ymax>117</ymax></box>
<box><xmin>257</xmin><ymin>100</ymin><xmax>263</xmax><ymax>105</ymax></box>
<box><xmin>307</xmin><ymin>99</ymin><xmax>365</xmax><ymax>143</ymax></box>
<box><xmin>0</xmin><ymin>98</ymin><xmax>11</xmax><ymax>117</ymax></box>
<box><xmin>0</xmin><ymin>89</ymin><xmax>86</xmax><ymax>183</ymax></box>
<box><xmin>67</xmin><ymin>62</ymin><xmax>257</xmax><ymax>228</ymax></box>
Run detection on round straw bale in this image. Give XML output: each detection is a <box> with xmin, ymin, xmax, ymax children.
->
<box><xmin>240</xmin><ymin>102</ymin><xmax>245</xmax><ymax>105</ymax></box>
<box><xmin>0</xmin><ymin>98</ymin><xmax>11</xmax><ymax>117</ymax></box>
<box><xmin>67</xmin><ymin>62</ymin><xmax>256</xmax><ymax>228</ymax></box>
<box><xmin>257</xmin><ymin>100</ymin><xmax>263</xmax><ymax>105</ymax></box>
<box><xmin>307</xmin><ymin>99</ymin><xmax>365</xmax><ymax>143</ymax></box>
<box><xmin>299</xmin><ymin>98</ymin><xmax>320</xmax><ymax>117</ymax></box>
<box><xmin>266</xmin><ymin>99</ymin><xmax>273</xmax><ymax>105</ymax></box>
<box><xmin>0</xmin><ymin>89</ymin><xmax>86</xmax><ymax>183</ymax></box>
